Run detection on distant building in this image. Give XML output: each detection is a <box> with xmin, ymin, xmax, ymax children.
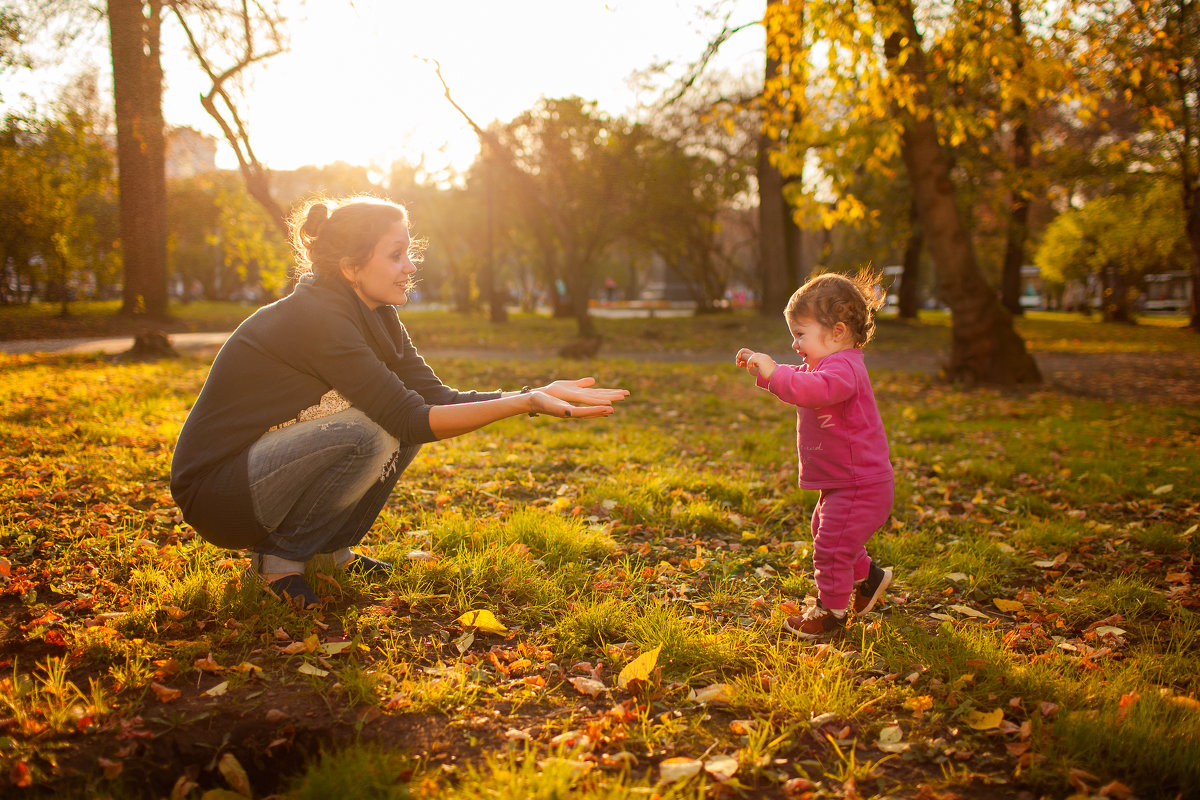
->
<box><xmin>1143</xmin><ymin>271</ymin><xmax>1192</xmax><ymax>314</ymax></box>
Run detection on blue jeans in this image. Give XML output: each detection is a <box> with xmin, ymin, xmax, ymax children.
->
<box><xmin>246</xmin><ymin>408</ymin><xmax>420</xmax><ymax>561</ymax></box>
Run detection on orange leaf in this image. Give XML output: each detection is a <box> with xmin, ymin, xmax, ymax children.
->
<box><xmin>193</xmin><ymin>653</ymin><xmax>223</xmax><ymax>673</ymax></box>
<box><xmin>9</xmin><ymin>761</ymin><xmax>31</xmax><ymax>787</ymax></box>
<box><xmin>150</xmin><ymin>682</ymin><xmax>181</xmax><ymax>703</ymax></box>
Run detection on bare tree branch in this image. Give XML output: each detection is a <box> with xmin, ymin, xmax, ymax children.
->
<box><xmin>171</xmin><ymin>0</ymin><xmax>288</xmax><ymax>235</ymax></box>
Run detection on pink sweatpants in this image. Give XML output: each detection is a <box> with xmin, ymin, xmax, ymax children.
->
<box><xmin>810</xmin><ymin>480</ymin><xmax>894</xmax><ymax>611</ymax></box>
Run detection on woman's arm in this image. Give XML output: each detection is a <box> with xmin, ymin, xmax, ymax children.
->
<box><xmin>428</xmin><ymin>380</ymin><xmax>626</xmax><ymax>440</ymax></box>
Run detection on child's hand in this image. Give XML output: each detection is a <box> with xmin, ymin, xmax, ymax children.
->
<box><xmin>746</xmin><ymin>353</ymin><xmax>777</xmax><ymax>380</ymax></box>
<box><xmin>735</xmin><ymin>349</ymin><xmax>776</xmax><ymax>380</ymax></box>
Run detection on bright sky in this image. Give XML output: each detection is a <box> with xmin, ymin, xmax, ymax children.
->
<box><xmin>5</xmin><ymin>0</ymin><xmax>765</xmax><ymax>175</ymax></box>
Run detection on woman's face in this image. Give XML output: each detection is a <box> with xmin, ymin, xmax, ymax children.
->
<box><xmin>343</xmin><ymin>220</ymin><xmax>418</xmax><ymax>310</ymax></box>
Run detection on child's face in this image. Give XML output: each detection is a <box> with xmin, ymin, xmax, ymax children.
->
<box><xmin>787</xmin><ymin>315</ymin><xmax>842</xmax><ymax>369</ymax></box>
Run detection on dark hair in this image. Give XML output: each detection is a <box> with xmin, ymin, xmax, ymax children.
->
<box><xmin>288</xmin><ymin>195</ymin><xmax>412</xmax><ymax>283</ymax></box>
<box><xmin>784</xmin><ymin>269</ymin><xmax>885</xmax><ymax>347</ymax></box>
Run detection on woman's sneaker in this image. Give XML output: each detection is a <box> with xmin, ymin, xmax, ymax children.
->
<box><xmin>783</xmin><ymin>599</ymin><xmax>847</xmax><ymax>639</ymax></box>
<box><xmin>853</xmin><ymin>562</ymin><xmax>893</xmax><ymax>615</ymax></box>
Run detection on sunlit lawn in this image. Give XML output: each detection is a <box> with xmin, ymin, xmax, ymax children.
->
<box><xmin>0</xmin><ymin>314</ymin><xmax>1197</xmax><ymax>798</ymax></box>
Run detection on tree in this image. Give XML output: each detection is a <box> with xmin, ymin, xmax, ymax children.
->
<box><xmin>1078</xmin><ymin>0</ymin><xmax>1200</xmax><ymax>329</ymax></box>
<box><xmin>13</xmin><ymin>0</ymin><xmax>290</xmax><ymax>318</ymax></box>
<box><xmin>1035</xmin><ymin>179</ymin><xmax>1190</xmax><ymax>320</ymax></box>
<box><xmin>0</xmin><ymin>99</ymin><xmax>115</xmax><ymax>309</ymax></box>
<box><xmin>762</xmin><ymin>0</ymin><xmax>1043</xmax><ymax>383</ymax></box>
<box><xmin>494</xmin><ymin>98</ymin><xmax>639</xmax><ymax>338</ymax></box>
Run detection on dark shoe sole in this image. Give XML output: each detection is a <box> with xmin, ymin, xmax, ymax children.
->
<box><xmin>346</xmin><ymin>554</ymin><xmax>393</xmax><ymax>579</ymax></box>
<box><xmin>855</xmin><ymin>567</ymin><xmax>893</xmax><ymax>615</ymax></box>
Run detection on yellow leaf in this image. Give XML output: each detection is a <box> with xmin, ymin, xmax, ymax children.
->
<box><xmin>949</xmin><ymin>604</ymin><xmax>990</xmax><ymax>619</ymax></box>
<box><xmin>1152</xmin><ymin>484</ymin><xmax>1173</xmax><ymax>495</ymax></box>
<box><xmin>203</xmin><ymin>681</ymin><xmax>229</xmax><ymax>697</ymax></box>
<box><xmin>317</xmin><ymin>641</ymin><xmax>353</xmax><ymax>656</ymax></box>
<box><xmin>993</xmin><ymin>598</ymin><xmax>1025</xmax><ymax>613</ymax></box>
<box><xmin>297</xmin><ymin>663</ymin><xmax>329</xmax><ymax>677</ymax></box>
<box><xmin>217</xmin><ymin>752</ymin><xmax>252</xmax><ymax>797</ymax></box>
<box><xmin>456</xmin><ymin>609</ymin><xmax>508</xmax><ymax>635</ymax></box>
<box><xmin>691</xmin><ymin>683</ymin><xmax>734</xmax><ymax>705</ymax></box>
<box><xmin>659</xmin><ymin>756</ymin><xmax>702</xmax><ymax>782</ymax></box>
<box><xmin>963</xmin><ymin>708</ymin><xmax>1004</xmax><ymax>730</ymax></box>
<box><xmin>617</xmin><ymin>644</ymin><xmax>662</xmax><ymax>689</ymax></box>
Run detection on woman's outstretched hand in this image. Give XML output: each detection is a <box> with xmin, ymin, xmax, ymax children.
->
<box><xmin>537</xmin><ymin>378</ymin><xmax>630</xmax><ymax>413</ymax></box>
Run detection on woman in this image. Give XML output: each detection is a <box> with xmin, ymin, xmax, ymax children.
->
<box><xmin>170</xmin><ymin>195</ymin><xmax>629</xmax><ymax>607</ymax></box>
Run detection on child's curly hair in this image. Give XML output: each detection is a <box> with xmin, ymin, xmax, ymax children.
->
<box><xmin>784</xmin><ymin>268</ymin><xmax>886</xmax><ymax>347</ymax></box>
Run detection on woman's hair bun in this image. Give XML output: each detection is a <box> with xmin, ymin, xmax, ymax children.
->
<box><xmin>302</xmin><ymin>202</ymin><xmax>330</xmax><ymax>238</ymax></box>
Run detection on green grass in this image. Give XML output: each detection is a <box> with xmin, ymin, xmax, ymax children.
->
<box><xmin>0</xmin><ymin>314</ymin><xmax>1197</xmax><ymax>798</ymax></box>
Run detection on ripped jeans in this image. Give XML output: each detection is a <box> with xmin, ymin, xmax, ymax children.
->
<box><xmin>246</xmin><ymin>408</ymin><xmax>420</xmax><ymax>562</ymax></box>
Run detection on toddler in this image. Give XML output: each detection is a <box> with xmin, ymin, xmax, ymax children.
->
<box><xmin>735</xmin><ymin>271</ymin><xmax>895</xmax><ymax>638</ymax></box>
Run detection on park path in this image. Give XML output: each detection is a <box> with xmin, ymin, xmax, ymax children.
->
<box><xmin>2</xmin><ymin>332</ymin><xmax>1197</xmax><ymax>405</ymax></box>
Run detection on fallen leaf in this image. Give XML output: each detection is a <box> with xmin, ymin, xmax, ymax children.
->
<box><xmin>949</xmin><ymin>604</ymin><xmax>990</xmax><ymax>619</ymax></box>
<box><xmin>690</xmin><ymin>683</ymin><xmax>734</xmax><ymax>705</ymax></box>
<box><xmin>876</xmin><ymin>724</ymin><xmax>910</xmax><ymax>753</ymax></box>
<box><xmin>97</xmin><ymin>756</ymin><xmax>123</xmax><ymax>780</ymax></box>
<box><xmin>218</xmin><ymin>751</ymin><xmax>252</xmax><ymax>796</ymax></box>
<box><xmin>618</xmin><ymin>644</ymin><xmax>662</xmax><ymax>689</ymax></box>
<box><xmin>456</xmin><ymin>609</ymin><xmax>508</xmax><ymax>635</ymax></box>
<box><xmin>297</xmin><ymin>663</ymin><xmax>329</xmax><ymax>677</ymax></box>
<box><xmin>169</xmin><ymin>775</ymin><xmax>199</xmax><ymax>800</ymax></box>
<box><xmin>945</xmin><ymin>572</ymin><xmax>969</xmax><ymax>582</ymax></box>
<box><xmin>150</xmin><ymin>682</ymin><xmax>181</xmax><ymax>703</ymax></box>
<box><xmin>568</xmin><ymin>677</ymin><xmax>607</xmax><ymax>697</ymax></box>
<box><xmin>962</xmin><ymin>708</ymin><xmax>1004</xmax><ymax>730</ymax></box>
<box><xmin>1093</xmin><ymin>626</ymin><xmax>1127</xmax><ymax>638</ymax></box>
<box><xmin>504</xmin><ymin>728</ymin><xmax>531</xmax><ymax>741</ymax></box>
<box><xmin>704</xmin><ymin>754</ymin><xmax>739</xmax><ymax>780</ymax></box>
<box><xmin>993</xmin><ymin>598</ymin><xmax>1024</xmax><ymax>613</ymax></box>
<box><xmin>316</xmin><ymin>641</ymin><xmax>353</xmax><ymax>656</ymax></box>
<box><xmin>194</xmin><ymin>653</ymin><xmax>223</xmax><ymax>673</ymax></box>
<box><xmin>1098</xmin><ymin>779</ymin><xmax>1133</xmax><ymax>799</ymax></box>
<box><xmin>659</xmin><ymin>756</ymin><xmax>703</xmax><ymax>783</ymax></box>
<box><xmin>1152</xmin><ymin>484</ymin><xmax>1173</xmax><ymax>495</ymax></box>
<box><xmin>930</xmin><ymin>612</ymin><xmax>954</xmax><ymax>622</ymax></box>
<box><xmin>204</xmin><ymin>681</ymin><xmax>229</xmax><ymax>697</ymax></box>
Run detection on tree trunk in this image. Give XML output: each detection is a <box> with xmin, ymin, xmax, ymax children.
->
<box><xmin>758</xmin><ymin>0</ymin><xmax>798</xmax><ymax>315</ymax></box>
<box><xmin>1000</xmin><ymin>0</ymin><xmax>1032</xmax><ymax>317</ymax></box>
<box><xmin>1001</xmin><ymin>118</ymin><xmax>1031</xmax><ymax>316</ymax></box>
<box><xmin>882</xmin><ymin>0</ymin><xmax>1040</xmax><ymax>384</ymax></box>
<box><xmin>1186</xmin><ymin>177</ymin><xmax>1200</xmax><ymax>331</ymax></box>
<box><xmin>1101</xmin><ymin>264</ymin><xmax>1133</xmax><ymax>323</ymax></box>
<box><xmin>898</xmin><ymin>197</ymin><xmax>923</xmax><ymax>319</ymax></box>
<box><xmin>759</xmin><ymin>135</ymin><xmax>791</xmax><ymax>315</ymax></box>
<box><xmin>108</xmin><ymin>0</ymin><xmax>169</xmax><ymax>319</ymax></box>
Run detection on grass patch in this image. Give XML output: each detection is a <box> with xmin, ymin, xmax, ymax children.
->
<box><xmin>0</xmin><ymin>315</ymin><xmax>1197</xmax><ymax>798</ymax></box>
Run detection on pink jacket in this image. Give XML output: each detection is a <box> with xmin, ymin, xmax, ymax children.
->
<box><xmin>757</xmin><ymin>348</ymin><xmax>892</xmax><ymax>489</ymax></box>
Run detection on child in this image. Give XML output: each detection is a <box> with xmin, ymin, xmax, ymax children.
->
<box><xmin>735</xmin><ymin>271</ymin><xmax>894</xmax><ymax>638</ymax></box>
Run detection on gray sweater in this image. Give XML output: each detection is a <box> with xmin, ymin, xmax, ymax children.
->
<box><xmin>170</xmin><ymin>276</ymin><xmax>501</xmax><ymax>548</ymax></box>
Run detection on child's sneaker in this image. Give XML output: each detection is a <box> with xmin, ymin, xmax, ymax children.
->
<box><xmin>853</xmin><ymin>561</ymin><xmax>893</xmax><ymax>615</ymax></box>
<box><xmin>783</xmin><ymin>599</ymin><xmax>847</xmax><ymax>639</ymax></box>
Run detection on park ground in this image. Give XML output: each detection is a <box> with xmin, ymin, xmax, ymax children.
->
<box><xmin>0</xmin><ymin>304</ymin><xmax>1197</xmax><ymax>799</ymax></box>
